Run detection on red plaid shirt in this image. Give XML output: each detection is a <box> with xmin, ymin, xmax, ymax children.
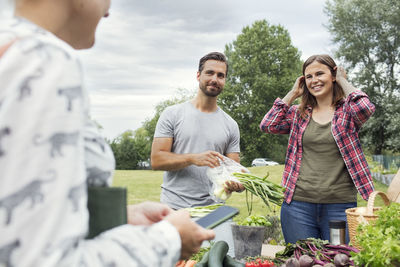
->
<box><xmin>260</xmin><ymin>91</ymin><xmax>375</xmax><ymax>204</ymax></box>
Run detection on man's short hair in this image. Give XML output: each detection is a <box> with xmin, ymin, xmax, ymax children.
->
<box><xmin>198</xmin><ymin>52</ymin><xmax>228</xmax><ymax>75</ymax></box>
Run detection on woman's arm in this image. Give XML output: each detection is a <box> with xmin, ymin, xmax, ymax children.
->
<box><xmin>336</xmin><ymin>66</ymin><xmax>375</xmax><ymax>126</ymax></box>
<box><xmin>335</xmin><ymin>66</ymin><xmax>358</xmax><ymax>97</ymax></box>
<box><xmin>282</xmin><ymin>76</ymin><xmax>305</xmax><ymax>105</ymax></box>
<box><xmin>260</xmin><ymin>76</ymin><xmax>303</xmax><ymax>134</ymax></box>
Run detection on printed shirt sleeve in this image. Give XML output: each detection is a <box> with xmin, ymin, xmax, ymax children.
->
<box><xmin>259</xmin><ymin>98</ymin><xmax>297</xmax><ymax>134</ymax></box>
<box><xmin>0</xmin><ymin>37</ymin><xmax>180</xmax><ymax>267</ymax></box>
<box><xmin>84</xmin><ymin>118</ymin><xmax>116</xmax><ymax>187</ymax></box>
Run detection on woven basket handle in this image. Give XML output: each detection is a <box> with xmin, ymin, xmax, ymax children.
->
<box><xmin>366</xmin><ymin>191</ymin><xmax>390</xmax><ymax>215</ymax></box>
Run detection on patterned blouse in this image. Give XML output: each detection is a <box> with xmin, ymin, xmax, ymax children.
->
<box><xmin>0</xmin><ymin>18</ymin><xmax>180</xmax><ymax>267</ymax></box>
<box><xmin>260</xmin><ymin>91</ymin><xmax>375</xmax><ymax>204</ymax></box>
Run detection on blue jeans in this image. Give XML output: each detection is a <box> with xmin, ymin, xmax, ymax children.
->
<box><xmin>280</xmin><ymin>200</ymin><xmax>356</xmax><ymax>244</ymax></box>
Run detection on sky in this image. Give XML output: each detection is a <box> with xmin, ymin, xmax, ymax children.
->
<box><xmin>1</xmin><ymin>0</ymin><xmax>336</xmax><ymax>140</ymax></box>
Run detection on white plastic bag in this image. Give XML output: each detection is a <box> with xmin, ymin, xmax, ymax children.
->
<box><xmin>207</xmin><ymin>156</ymin><xmax>250</xmax><ymax>202</ymax></box>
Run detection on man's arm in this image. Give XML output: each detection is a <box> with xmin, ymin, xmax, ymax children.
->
<box><xmin>150</xmin><ymin>137</ymin><xmax>224</xmax><ymax>171</ymax></box>
<box><xmin>226</xmin><ymin>152</ymin><xmax>240</xmax><ymax>163</ymax></box>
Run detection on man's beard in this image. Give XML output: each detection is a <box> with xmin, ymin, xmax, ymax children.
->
<box><xmin>199</xmin><ymin>83</ymin><xmax>223</xmax><ymax>97</ymax></box>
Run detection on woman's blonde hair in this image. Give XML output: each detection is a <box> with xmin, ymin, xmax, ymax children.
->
<box><xmin>298</xmin><ymin>54</ymin><xmax>345</xmax><ymax>118</ymax></box>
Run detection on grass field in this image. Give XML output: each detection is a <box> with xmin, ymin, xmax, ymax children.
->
<box><xmin>112</xmin><ymin>165</ymin><xmax>389</xmax><ymax>221</ymax></box>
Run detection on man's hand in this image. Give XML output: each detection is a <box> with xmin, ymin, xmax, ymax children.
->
<box><xmin>127</xmin><ymin>201</ymin><xmax>172</xmax><ymax>226</ymax></box>
<box><xmin>191</xmin><ymin>151</ymin><xmax>224</xmax><ymax>168</ymax></box>
<box><xmin>165</xmin><ymin>209</ymin><xmax>215</xmax><ymax>260</ymax></box>
<box><xmin>224</xmin><ymin>180</ymin><xmax>245</xmax><ymax>193</ymax></box>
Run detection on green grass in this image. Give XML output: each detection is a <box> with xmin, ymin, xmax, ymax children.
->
<box><xmin>112</xmin><ymin>170</ymin><xmax>164</xmax><ymax>204</ymax></box>
<box><xmin>112</xmin><ymin>165</ymin><xmax>389</xmax><ymax>221</ymax></box>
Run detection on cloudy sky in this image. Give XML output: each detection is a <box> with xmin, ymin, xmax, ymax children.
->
<box><xmin>1</xmin><ymin>0</ymin><xmax>336</xmax><ymax>140</ymax></box>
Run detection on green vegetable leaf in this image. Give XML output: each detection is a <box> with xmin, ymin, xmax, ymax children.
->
<box><xmin>352</xmin><ymin>203</ymin><xmax>400</xmax><ymax>266</ymax></box>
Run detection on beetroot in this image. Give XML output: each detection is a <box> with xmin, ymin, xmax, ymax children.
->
<box><xmin>285</xmin><ymin>257</ymin><xmax>300</xmax><ymax>267</ymax></box>
<box><xmin>323</xmin><ymin>263</ymin><xmax>335</xmax><ymax>267</ymax></box>
<box><xmin>298</xmin><ymin>255</ymin><xmax>314</xmax><ymax>267</ymax></box>
<box><xmin>333</xmin><ymin>253</ymin><xmax>350</xmax><ymax>267</ymax></box>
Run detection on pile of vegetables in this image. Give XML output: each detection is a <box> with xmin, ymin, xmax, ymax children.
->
<box><xmin>274</xmin><ymin>238</ymin><xmax>359</xmax><ymax>266</ymax></box>
<box><xmin>176</xmin><ymin>259</ymin><xmax>197</xmax><ymax>267</ymax></box>
<box><xmin>190</xmin><ymin>245</ymin><xmax>213</xmax><ymax>262</ymax></box>
<box><xmin>245</xmin><ymin>257</ymin><xmax>275</xmax><ymax>267</ymax></box>
<box><xmin>176</xmin><ymin>245</ymin><xmax>212</xmax><ymax>267</ymax></box>
<box><xmin>351</xmin><ymin>203</ymin><xmax>400</xmax><ymax>266</ymax></box>
<box><xmin>232</xmin><ymin>172</ymin><xmax>285</xmax><ymax>213</ymax></box>
<box><xmin>194</xmin><ymin>241</ymin><xmax>244</xmax><ymax>267</ymax></box>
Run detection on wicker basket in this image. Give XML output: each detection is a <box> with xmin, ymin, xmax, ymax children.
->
<box><xmin>345</xmin><ymin>191</ymin><xmax>390</xmax><ymax>250</ymax></box>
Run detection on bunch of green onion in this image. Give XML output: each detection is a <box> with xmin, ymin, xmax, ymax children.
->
<box><xmin>232</xmin><ymin>172</ymin><xmax>285</xmax><ymax>213</ymax></box>
<box><xmin>185</xmin><ymin>204</ymin><xmax>223</xmax><ymax>217</ymax></box>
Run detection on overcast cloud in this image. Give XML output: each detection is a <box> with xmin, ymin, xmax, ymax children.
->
<box><xmin>1</xmin><ymin>0</ymin><xmax>336</xmax><ymax>140</ymax></box>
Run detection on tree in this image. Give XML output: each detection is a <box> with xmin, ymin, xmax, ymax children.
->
<box><xmin>132</xmin><ymin>127</ymin><xmax>151</xmax><ymax>163</ymax></box>
<box><xmin>325</xmin><ymin>0</ymin><xmax>400</xmax><ymax>153</ymax></box>
<box><xmin>220</xmin><ymin>20</ymin><xmax>302</xmax><ymax>166</ymax></box>
<box><xmin>110</xmin><ymin>130</ymin><xmax>138</xmax><ymax>170</ymax></box>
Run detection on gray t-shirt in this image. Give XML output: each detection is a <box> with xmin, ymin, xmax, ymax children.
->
<box><xmin>154</xmin><ymin>101</ymin><xmax>240</xmax><ymax>209</ymax></box>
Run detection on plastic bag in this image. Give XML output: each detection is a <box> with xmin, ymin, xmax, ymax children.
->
<box><xmin>207</xmin><ymin>155</ymin><xmax>250</xmax><ymax>202</ymax></box>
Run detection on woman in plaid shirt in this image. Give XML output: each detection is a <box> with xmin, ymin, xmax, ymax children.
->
<box><xmin>260</xmin><ymin>54</ymin><xmax>375</xmax><ymax>244</ymax></box>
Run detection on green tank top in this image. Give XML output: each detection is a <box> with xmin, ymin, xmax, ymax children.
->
<box><xmin>293</xmin><ymin>118</ymin><xmax>357</xmax><ymax>203</ymax></box>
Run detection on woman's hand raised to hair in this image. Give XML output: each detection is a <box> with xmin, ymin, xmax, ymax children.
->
<box><xmin>334</xmin><ymin>66</ymin><xmax>359</xmax><ymax>96</ymax></box>
<box><xmin>334</xmin><ymin>66</ymin><xmax>347</xmax><ymax>84</ymax></box>
<box><xmin>282</xmin><ymin>76</ymin><xmax>304</xmax><ymax>105</ymax></box>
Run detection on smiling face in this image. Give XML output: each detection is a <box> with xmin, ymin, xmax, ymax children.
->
<box><xmin>304</xmin><ymin>61</ymin><xmax>336</xmax><ymax>101</ymax></box>
<box><xmin>197</xmin><ymin>60</ymin><xmax>227</xmax><ymax>97</ymax></box>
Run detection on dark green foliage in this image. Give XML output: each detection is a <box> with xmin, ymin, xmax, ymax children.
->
<box><xmin>220</xmin><ymin>20</ymin><xmax>302</xmax><ymax>166</ymax></box>
<box><xmin>110</xmin><ymin>89</ymin><xmax>194</xmax><ymax>170</ymax></box>
<box><xmin>325</xmin><ymin>0</ymin><xmax>400</xmax><ymax>153</ymax></box>
<box><xmin>109</xmin><ymin>130</ymin><xmax>138</xmax><ymax>170</ymax></box>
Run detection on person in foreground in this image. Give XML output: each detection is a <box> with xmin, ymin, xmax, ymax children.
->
<box><xmin>259</xmin><ymin>54</ymin><xmax>375</xmax><ymax>244</ymax></box>
<box><xmin>0</xmin><ymin>0</ymin><xmax>214</xmax><ymax>266</ymax></box>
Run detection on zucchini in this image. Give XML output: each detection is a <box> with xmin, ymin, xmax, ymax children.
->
<box><xmin>194</xmin><ymin>251</ymin><xmax>209</xmax><ymax>267</ymax></box>
<box><xmin>222</xmin><ymin>255</ymin><xmax>245</xmax><ymax>267</ymax></box>
<box><xmin>208</xmin><ymin>241</ymin><xmax>229</xmax><ymax>267</ymax></box>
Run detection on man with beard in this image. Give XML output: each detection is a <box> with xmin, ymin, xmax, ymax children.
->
<box><xmin>151</xmin><ymin>52</ymin><xmax>243</xmax><ymax>255</ymax></box>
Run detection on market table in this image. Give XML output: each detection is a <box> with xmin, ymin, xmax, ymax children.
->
<box><xmin>261</xmin><ymin>244</ymin><xmax>285</xmax><ymax>258</ymax></box>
